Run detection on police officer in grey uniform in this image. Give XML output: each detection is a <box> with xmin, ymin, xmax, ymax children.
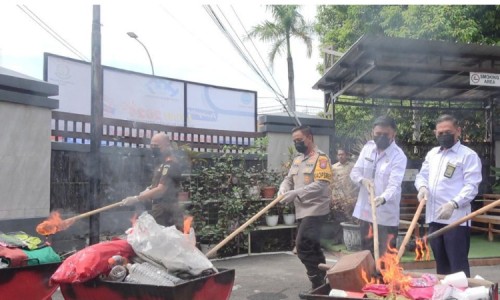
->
<box><xmin>279</xmin><ymin>125</ymin><xmax>333</xmax><ymax>296</ymax></box>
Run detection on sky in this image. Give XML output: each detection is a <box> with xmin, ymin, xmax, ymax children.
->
<box><xmin>0</xmin><ymin>2</ymin><xmax>326</xmax><ymax>113</ymax></box>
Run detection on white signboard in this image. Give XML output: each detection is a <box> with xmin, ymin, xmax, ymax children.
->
<box><xmin>46</xmin><ymin>53</ymin><xmax>257</xmax><ymax>132</ymax></box>
<box><xmin>470</xmin><ymin>72</ymin><xmax>500</xmax><ymax>87</ymax></box>
<box><xmin>104</xmin><ymin>69</ymin><xmax>184</xmax><ymax>126</ymax></box>
<box><xmin>187</xmin><ymin>83</ymin><xmax>256</xmax><ymax>132</ymax></box>
<box><xmin>46</xmin><ymin>54</ymin><xmax>184</xmax><ymax>126</ymax></box>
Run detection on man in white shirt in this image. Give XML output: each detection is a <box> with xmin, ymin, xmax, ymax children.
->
<box><xmin>350</xmin><ymin>115</ymin><xmax>408</xmax><ymax>256</ymax></box>
<box><xmin>415</xmin><ymin>114</ymin><xmax>482</xmax><ymax>277</ymax></box>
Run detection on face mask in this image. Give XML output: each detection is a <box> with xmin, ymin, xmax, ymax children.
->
<box><xmin>294</xmin><ymin>141</ymin><xmax>307</xmax><ymax>154</ymax></box>
<box><xmin>152</xmin><ymin>148</ymin><xmax>161</xmax><ymax>158</ymax></box>
<box><xmin>374</xmin><ymin>135</ymin><xmax>391</xmax><ymax>150</ymax></box>
<box><xmin>437</xmin><ymin>133</ymin><xmax>455</xmax><ymax>149</ymax></box>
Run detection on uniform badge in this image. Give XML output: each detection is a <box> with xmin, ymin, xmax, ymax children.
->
<box><xmin>162</xmin><ymin>166</ymin><xmax>169</xmax><ymax>176</ymax></box>
<box><xmin>319</xmin><ymin>157</ymin><xmax>328</xmax><ymax>169</ymax></box>
<box><xmin>443</xmin><ymin>162</ymin><xmax>456</xmax><ymax>178</ymax></box>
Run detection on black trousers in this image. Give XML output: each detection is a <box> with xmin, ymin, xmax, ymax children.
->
<box><xmin>428</xmin><ymin>222</ymin><xmax>470</xmax><ymax>277</ymax></box>
<box><xmin>296</xmin><ymin>214</ymin><xmax>328</xmax><ymax>277</ymax></box>
<box><xmin>359</xmin><ymin>219</ymin><xmax>398</xmax><ymax>257</ymax></box>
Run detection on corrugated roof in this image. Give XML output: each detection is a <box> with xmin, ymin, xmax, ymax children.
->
<box><xmin>313</xmin><ymin>35</ymin><xmax>500</xmax><ymax>102</ymax></box>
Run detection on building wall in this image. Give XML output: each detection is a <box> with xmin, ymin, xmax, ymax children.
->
<box><xmin>0</xmin><ymin>67</ymin><xmax>58</xmax><ymax>220</ymax></box>
<box><xmin>0</xmin><ymin>102</ymin><xmax>52</xmax><ymax>218</ymax></box>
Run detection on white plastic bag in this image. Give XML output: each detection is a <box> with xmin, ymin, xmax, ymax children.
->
<box><xmin>126</xmin><ymin>212</ymin><xmax>217</xmax><ymax>275</ymax></box>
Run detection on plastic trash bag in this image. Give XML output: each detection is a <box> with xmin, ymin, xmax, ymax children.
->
<box><xmin>126</xmin><ymin>212</ymin><xmax>216</xmax><ymax>275</ymax></box>
<box><xmin>51</xmin><ymin>238</ymin><xmax>134</xmax><ymax>283</ymax></box>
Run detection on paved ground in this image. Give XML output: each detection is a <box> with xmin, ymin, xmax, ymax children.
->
<box><xmin>51</xmin><ymin>251</ymin><xmax>500</xmax><ymax>299</ymax></box>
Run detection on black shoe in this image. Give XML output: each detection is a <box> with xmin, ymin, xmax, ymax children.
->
<box><xmin>298</xmin><ymin>290</ymin><xmax>311</xmax><ymax>299</ymax></box>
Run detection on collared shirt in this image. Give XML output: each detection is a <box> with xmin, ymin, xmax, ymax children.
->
<box><xmin>414</xmin><ymin>141</ymin><xmax>482</xmax><ymax>225</ymax></box>
<box><xmin>279</xmin><ymin>147</ymin><xmax>332</xmax><ymax>219</ymax></box>
<box><xmin>350</xmin><ymin>140</ymin><xmax>408</xmax><ymax>226</ymax></box>
<box><xmin>149</xmin><ymin>158</ymin><xmax>182</xmax><ymax>203</ymax></box>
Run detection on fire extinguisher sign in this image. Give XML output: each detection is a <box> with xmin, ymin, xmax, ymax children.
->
<box><xmin>470</xmin><ymin>72</ymin><xmax>500</xmax><ymax>87</ymax></box>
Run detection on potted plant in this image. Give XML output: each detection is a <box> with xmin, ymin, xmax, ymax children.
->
<box><xmin>264</xmin><ymin>207</ymin><xmax>279</xmax><ymax>227</ymax></box>
<box><xmin>260</xmin><ymin>170</ymin><xmax>282</xmax><ymax>199</ymax></box>
<box><xmin>280</xmin><ymin>203</ymin><xmax>296</xmax><ymax>225</ymax></box>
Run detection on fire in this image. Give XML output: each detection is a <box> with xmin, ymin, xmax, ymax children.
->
<box><xmin>415</xmin><ymin>236</ymin><xmax>430</xmax><ymax>261</ymax></box>
<box><xmin>130</xmin><ymin>213</ymin><xmax>138</xmax><ymax>226</ymax></box>
<box><xmin>362</xmin><ymin>235</ymin><xmax>413</xmax><ymax>296</ymax></box>
<box><xmin>184</xmin><ymin>215</ymin><xmax>193</xmax><ymax>235</ymax></box>
<box><xmin>36</xmin><ymin>211</ymin><xmax>73</xmax><ymax>236</ymax></box>
<box><xmin>366</xmin><ymin>224</ymin><xmax>373</xmax><ymax>239</ymax></box>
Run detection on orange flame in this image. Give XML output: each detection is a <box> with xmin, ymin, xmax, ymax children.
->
<box><xmin>184</xmin><ymin>215</ymin><xmax>193</xmax><ymax>235</ymax></box>
<box><xmin>414</xmin><ymin>237</ymin><xmax>430</xmax><ymax>261</ymax></box>
<box><xmin>366</xmin><ymin>224</ymin><xmax>373</xmax><ymax>239</ymax></box>
<box><xmin>130</xmin><ymin>213</ymin><xmax>138</xmax><ymax>226</ymax></box>
<box><xmin>377</xmin><ymin>236</ymin><xmax>412</xmax><ymax>295</ymax></box>
<box><xmin>36</xmin><ymin>211</ymin><xmax>73</xmax><ymax>236</ymax></box>
<box><xmin>361</xmin><ymin>235</ymin><xmax>412</xmax><ymax>296</ymax></box>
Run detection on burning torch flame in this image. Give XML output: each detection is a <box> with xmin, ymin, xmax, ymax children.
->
<box><xmin>36</xmin><ymin>211</ymin><xmax>74</xmax><ymax>236</ymax></box>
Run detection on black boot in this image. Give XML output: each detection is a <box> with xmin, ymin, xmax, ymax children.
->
<box><xmin>298</xmin><ymin>271</ymin><xmax>326</xmax><ymax>299</ymax></box>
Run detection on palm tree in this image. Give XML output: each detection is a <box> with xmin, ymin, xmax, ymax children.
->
<box><xmin>248</xmin><ymin>5</ymin><xmax>313</xmax><ymax>112</ymax></box>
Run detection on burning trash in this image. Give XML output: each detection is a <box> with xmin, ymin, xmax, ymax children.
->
<box><xmin>312</xmin><ymin>242</ymin><xmax>497</xmax><ymax>300</ymax></box>
<box><xmin>51</xmin><ymin>212</ymin><xmax>216</xmax><ymax>284</ymax></box>
<box><xmin>49</xmin><ymin>212</ymin><xmax>234</xmax><ymax>299</ymax></box>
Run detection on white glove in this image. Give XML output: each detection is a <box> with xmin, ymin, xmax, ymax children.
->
<box><xmin>417</xmin><ymin>187</ymin><xmax>428</xmax><ymax>202</ymax></box>
<box><xmin>121</xmin><ymin>196</ymin><xmax>140</xmax><ymax>206</ymax></box>
<box><xmin>374</xmin><ymin>196</ymin><xmax>386</xmax><ymax>207</ymax></box>
<box><xmin>278</xmin><ymin>187</ymin><xmax>289</xmax><ymax>196</ymax></box>
<box><xmin>436</xmin><ymin>201</ymin><xmax>455</xmax><ymax>220</ymax></box>
<box><xmin>361</xmin><ymin>178</ymin><xmax>374</xmax><ymax>190</ymax></box>
<box><xmin>280</xmin><ymin>190</ymin><xmax>298</xmax><ymax>204</ymax></box>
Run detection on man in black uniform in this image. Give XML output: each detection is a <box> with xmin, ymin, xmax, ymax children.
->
<box><xmin>121</xmin><ymin>132</ymin><xmax>183</xmax><ymax>228</ymax></box>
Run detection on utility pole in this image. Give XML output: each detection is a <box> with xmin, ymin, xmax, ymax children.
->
<box><xmin>89</xmin><ymin>5</ymin><xmax>103</xmax><ymax>245</ymax></box>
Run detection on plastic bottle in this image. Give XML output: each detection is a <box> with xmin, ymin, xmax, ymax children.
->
<box><xmin>126</xmin><ymin>262</ymin><xmax>183</xmax><ymax>286</ymax></box>
<box><xmin>108</xmin><ymin>255</ymin><xmax>128</xmax><ymax>267</ymax></box>
<box><xmin>107</xmin><ymin>265</ymin><xmax>127</xmax><ymax>282</ymax></box>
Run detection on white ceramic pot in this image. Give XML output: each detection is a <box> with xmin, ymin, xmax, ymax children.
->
<box><xmin>283</xmin><ymin>214</ymin><xmax>296</xmax><ymax>225</ymax></box>
<box><xmin>265</xmin><ymin>215</ymin><xmax>279</xmax><ymax>227</ymax></box>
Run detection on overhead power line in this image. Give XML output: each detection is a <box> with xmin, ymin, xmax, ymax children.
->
<box><xmin>203</xmin><ymin>5</ymin><xmax>283</xmax><ymax>99</ymax></box>
<box><xmin>230</xmin><ymin>5</ymin><xmax>286</xmax><ymax>99</ymax></box>
<box><xmin>17</xmin><ymin>5</ymin><xmax>89</xmax><ymax>62</ymax></box>
<box><xmin>203</xmin><ymin>5</ymin><xmax>301</xmax><ymax>125</ymax></box>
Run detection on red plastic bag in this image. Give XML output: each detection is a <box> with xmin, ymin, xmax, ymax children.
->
<box><xmin>51</xmin><ymin>239</ymin><xmax>134</xmax><ymax>284</ymax></box>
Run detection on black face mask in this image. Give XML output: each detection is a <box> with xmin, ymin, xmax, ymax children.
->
<box><xmin>374</xmin><ymin>135</ymin><xmax>391</xmax><ymax>150</ymax></box>
<box><xmin>152</xmin><ymin>148</ymin><xmax>161</xmax><ymax>159</ymax></box>
<box><xmin>294</xmin><ymin>141</ymin><xmax>307</xmax><ymax>154</ymax></box>
<box><xmin>437</xmin><ymin>133</ymin><xmax>455</xmax><ymax>149</ymax></box>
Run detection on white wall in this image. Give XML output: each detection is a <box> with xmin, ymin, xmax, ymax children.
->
<box><xmin>0</xmin><ymin>102</ymin><xmax>51</xmax><ymax>219</ymax></box>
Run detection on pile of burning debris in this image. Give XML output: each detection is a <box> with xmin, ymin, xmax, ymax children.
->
<box><xmin>307</xmin><ymin>245</ymin><xmax>498</xmax><ymax>300</ymax></box>
<box><xmin>39</xmin><ymin>212</ymin><xmax>216</xmax><ymax>285</ymax></box>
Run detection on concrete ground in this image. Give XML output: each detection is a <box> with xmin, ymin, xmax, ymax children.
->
<box><xmin>51</xmin><ymin>251</ymin><xmax>500</xmax><ymax>300</ymax></box>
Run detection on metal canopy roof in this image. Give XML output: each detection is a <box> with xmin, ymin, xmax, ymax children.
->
<box><xmin>313</xmin><ymin>35</ymin><xmax>500</xmax><ymax>103</ymax></box>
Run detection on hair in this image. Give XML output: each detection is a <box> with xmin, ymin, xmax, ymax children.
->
<box><xmin>436</xmin><ymin>114</ymin><xmax>459</xmax><ymax>127</ymax></box>
<box><xmin>291</xmin><ymin>125</ymin><xmax>313</xmax><ymax>137</ymax></box>
<box><xmin>373</xmin><ymin>115</ymin><xmax>397</xmax><ymax>130</ymax></box>
<box><xmin>337</xmin><ymin>148</ymin><xmax>349</xmax><ymax>155</ymax></box>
